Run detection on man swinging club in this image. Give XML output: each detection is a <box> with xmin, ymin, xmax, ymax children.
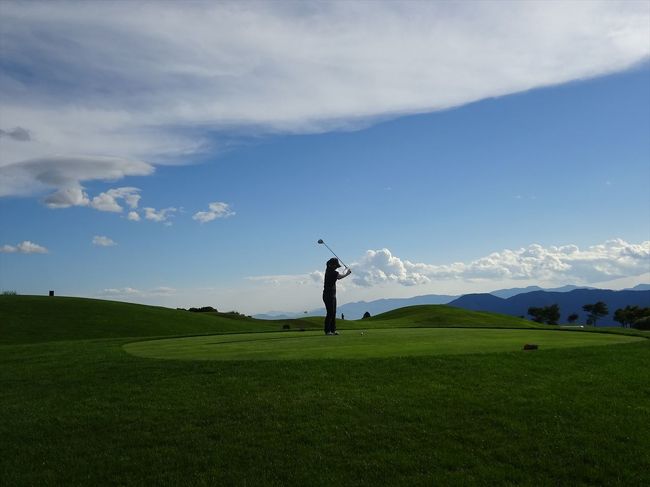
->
<box><xmin>322</xmin><ymin>257</ymin><xmax>351</xmax><ymax>335</ymax></box>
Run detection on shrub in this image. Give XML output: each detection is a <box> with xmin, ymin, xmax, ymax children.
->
<box><xmin>632</xmin><ymin>316</ymin><xmax>650</xmax><ymax>330</ymax></box>
<box><xmin>282</xmin><ymin>324</ymin><xmax>290</xmax><ymax>330</ymax></box>
<box><xmin>362</xmin><ymin>311</ymin><xmax>371</xmax><ymax>319</ymax></box>
<box><xmin>1</xmin><ymin>290</ymin><xmax>18</xmax><ymax>296</ymax></box>
<box><xmin>188</xmin><ymin>306</ymin><xmax>218</xmax><ymax>313</ymax></box>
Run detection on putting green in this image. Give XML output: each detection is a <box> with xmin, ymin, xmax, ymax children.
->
<box><xmin>123</xmin><ymin>328</ymin><xmax>644</xmax><ymax>361</ymax></box>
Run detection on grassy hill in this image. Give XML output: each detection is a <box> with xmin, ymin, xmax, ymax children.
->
<box><xmin>0</xmin><ymin>297</ymin><xmax>540</xmax><ymax>345</ymax></box>
<box><xmin>367</xmin><ymin>304</ymin><xmax>537</xmax><ymax>327</ymax></box>
<box><xmin>0</xmin><ymin>295</ymin><xmax>302</xmax><ymax>345</ymax></box>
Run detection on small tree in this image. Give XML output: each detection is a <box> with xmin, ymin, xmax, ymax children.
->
<box><xmin>567</xmin><ymin>313</ymin><xmax>579</xmax><ymax>324</ymax></box>
<box><xmin>527</xmin><ymin>304</ymin><xmax>560</xmax><ymax>325</ymax></box>
<box><xmin>546</xmin><ymin>304</ymin><xmax>560</xmax><ymax>325</ymax></box>
<box><xmin>583</xmin><ymin>301</ymin><xmax>608</xmax><ymax>326</ymax></box>
<box><xmin>362</xmin><ymin>311</ymin><xmax>371</xmax><ymax>319</ymax></box>
<box><xmin>614</xmin><ymin>306</ymin><xmax>650</xmax><ymax>328</ymax></box>
<box><xmin>528</xmin><ymin>307</ymin><xmax>545</xmax><ymax>323</ymax></box>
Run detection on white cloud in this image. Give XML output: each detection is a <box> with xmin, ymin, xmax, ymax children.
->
<box><xmin>246</xmin><ymin>273</ymin><xmax>317</xmax><ymax>287</ymax></box>
<box><xmin>193</xmin><ymin>202</ymin><xmax>235</xmax><ymax>223</ymax></box>
<box><xmin>90</xmin><ymin>187</ymin><xmax>141</xmax><ymax>213</ymax></box>
<box><xmin>352</xmin><ymin>249</ymin><xmax>432</xmax><ymax>287</ymax></box>
<box><xmin>0</xmin><ymin>240</ymin><xmax>49</xmax><ymax>254</ymax></box>
<box><xmin>44</xmin><ymin>187</ymin><xmax>90</xmax><ymax>209</ymax></box>
<box><xmin>127</xmin><ymin>211</ymin><xmax>141</xmax><ymax>221</ymax></box>
<box><xmin>99</xmin><ymin>286</ymin><xmax>176</xmax><ymax>298</ymax></box>
<box><xmin>92</xmin><ymin>235</ymin><xmax>117</xmax><ymax>247</ymax></box>
<box><xmin>0</xmin><ymin>155</ymin><xmax>152</xmax><ymax>208</ymax></box>
<box><xmin>0</xmin><ymin>2</ymin><xmax>648</xmax><ymax>197</ymax></box>
<box><xmin>350</xmin><ymin>239</ymin><xmax>650</xmax><ymax>287</ymax></box>
<box><xmin>151</xmin><ymin>286</ymin><xmax>176</xmax><ymax>295</ymax></box>
<box><xmin>144</xmin><ymin>207</ymin><xmax>177</xmax><ymax>223</ymax></box>
<box><xmin>100</xmin><ymin>287</ymin><xmax>141</xmax><ymax>296</ymax></box>
<box><xmin>248</xmin><ymin>239</ymin><xmax>650</xmax><ymax>292</ymax></box>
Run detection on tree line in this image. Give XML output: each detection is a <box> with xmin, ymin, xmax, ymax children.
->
<box><xmin>527</xmin><ymin>302</ymin><xmax>650</xmax><ymax>329</ymax></box>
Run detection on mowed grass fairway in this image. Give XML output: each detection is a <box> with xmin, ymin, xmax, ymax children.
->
<box><xmin>2</xmin><ymin>296</ymin><xmax>649</xmax><ymax>486</ymax></box>
<box><xmin>125</xmin><ymin>328</ymin><xmax>643</xmax><ymax>361</ymax></box>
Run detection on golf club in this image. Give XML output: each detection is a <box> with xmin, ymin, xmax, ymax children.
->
<box><xmin>317</xmin><ymin>239</ymin><xmax>348</xmax><ymax>269</ymax></box>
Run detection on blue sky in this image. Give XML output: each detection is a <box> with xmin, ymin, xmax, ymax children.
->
<box><xmin>1</xmin><ymin>1</ymin><xmax>649</xmax><ymax>313</ymax></box>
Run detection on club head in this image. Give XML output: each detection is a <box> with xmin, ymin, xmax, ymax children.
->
<box><xmin>317</xmin><ymin>239</ymin><xmax>324</xmax><ymax>244</ymax></box>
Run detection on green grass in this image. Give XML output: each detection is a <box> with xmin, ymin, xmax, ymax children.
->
<box><xmin>1</xmin><ymin>296</ymin><xmax>649</xmax><ymax>486</ymax></box>
<box><xmin>367</xmin><ymin>304</ymin><xmax>537</xmax><ymax>327</ymax></box>
<box><xmin>0</xmin><ymin>295</ymin><xmax>320</xmax><ymax>344</ymax></box>
<box><xmin>124</xmin><ymin>328</ymin><xmax>644</xmax><ymax>361</ymax></box>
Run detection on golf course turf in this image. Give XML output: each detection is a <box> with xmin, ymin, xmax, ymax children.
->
<box><xmin>1</xmin><ymin>296</ymin><xmax>649</xmax><ymax>485</ymax></box>
<box><xmin>124</xmin><ymin>328</ymin><xmax>644</xmax><ymax>361</ymax></box>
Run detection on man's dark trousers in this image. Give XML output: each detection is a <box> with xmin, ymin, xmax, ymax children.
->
<box><xmin>323</xmin><ymin>292</ymin><xmax>336</xmax><ymax>334</ymax></box>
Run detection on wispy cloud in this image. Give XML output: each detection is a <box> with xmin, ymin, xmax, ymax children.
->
<box><xmin>0</xmin><ymin>1</ymin><xmax>647</xmax><ymax>198</ymax></box>
<box><xmin>99</xmin><ymin>286</ymin><xmax>176</xmax><ymax>298</ymax></box>
<box><xmin>0</xmin><ymin>240</ymin><xmax>49</xmax><ymax>254</ymax></box>
<box><xmin>0</xmin><ymin>127</ymin><xmax>31</xmax><ymax>141</ymax></box>
<box><xmin>92</xmin><ymin>235</ymin><xmax>117</xmax><ymax>247</ymax></box>
<box><xmin>193</xmin><ymin>202</ymin><xmax>235</xmax><ymax>223</ymax></box>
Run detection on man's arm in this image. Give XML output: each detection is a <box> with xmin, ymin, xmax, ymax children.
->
<box><xmin>337</xmin><ymin>268</ymin><xmax>352</xmax><ymax>280</ymax></box>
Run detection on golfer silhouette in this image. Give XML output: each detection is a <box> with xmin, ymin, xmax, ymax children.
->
<box><xmin>323</xmin><ymin>258</ymin><xmax>351</xmax><ymax>335</ymax></box>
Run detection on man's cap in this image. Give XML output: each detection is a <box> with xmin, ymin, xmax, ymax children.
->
<box><xmin>327</xmin><ymin>258</ymin><xmax>341</xmax><ymax>268</ymax></box>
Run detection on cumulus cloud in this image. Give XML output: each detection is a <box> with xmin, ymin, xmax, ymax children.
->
<box><xmin>127</xmin><ymin>211</ymin><xmax>141</xmax><ymax>221</ymax></box>
<box><xmin>0</xmin><ymin>2</ymin><xmax>648</xmax><ymax>197</ymax></box>
<box><xmin>90</xmin><ymin>187</ymin><xmax>141</xmax><ymax>212</ymax></box>
<box><xmin>350</xmin><ymin>239</ymin><xmax>650</xmax><ymax>287</ymax></box>
<box><xmin>0</xmin><ymin>240</ymin><xmax>48</xmax><ymax>254</ymax></box>
<box><xmin>92</xmin><ymin>235</ymin><xmax>117</xmax><ymax>247</ymax></box>
<box><xmin>143</xmin><ymin>207</ymin><xmax>177</xmax><ymax>223</ymax></box>
<box><xmin>193</xmin><ymin>202</ymin><xmax>235</xmax><ymax>223</ymax></box>
<box><xmin>44</xmin><ymin>187</ymin><xmax>91</xmax><ymax>209</ymax></box>
<box><xmin>247</xmin><ymin>239</ymin><xmax>650</xmax><ymax>291</ymax></box>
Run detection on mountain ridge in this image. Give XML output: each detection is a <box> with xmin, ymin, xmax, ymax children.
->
<box><xmin>448</xmin><ymin>288</ymin><xmax>650</xmax><ymax>326</ymax></box>
<box><xmin>254</xmin><ymin>284</ymin><xmax>650</xmax><ymax>321</ymax></box>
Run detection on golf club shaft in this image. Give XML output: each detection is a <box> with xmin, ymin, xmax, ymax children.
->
<box><xmin>322</xmin><ymin>242</ymin><xmax>347</xmax><ymax>268</ymax></box>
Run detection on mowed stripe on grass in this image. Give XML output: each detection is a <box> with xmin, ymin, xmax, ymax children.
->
<box><xmin>124</xmin><ymin>328</ymin><xmax>644</xmax><ymax>361</ymax></box>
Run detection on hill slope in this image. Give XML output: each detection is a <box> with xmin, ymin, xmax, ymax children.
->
<box><xmin>0</xmin><ymin>296</ymin><xmax>291</xmax><ymax>345</ymax></box>
<box><xmin>1</xmin><ymin>297</ymin><xmax>543</xmax><ymax>345</ymax></box>
<box><xmin>366</xmin><ymin>305</ymin><xmax>538</xmax><ymax>328</ymax></box>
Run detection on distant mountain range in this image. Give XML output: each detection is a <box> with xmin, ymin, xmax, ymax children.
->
<box><xmin>448</xmin><ymin>288</ymin><xmax>650</xmax><ymax>326</ymax></box>
<box><xmin>488</xmin><ymin>284</ymin><xmax>597</xmax><ymax>299</ymax></box>
<box><xmin>254</xmin><ymin>284</ymin><xmax>650</xmax><ymax>323</ymax></box>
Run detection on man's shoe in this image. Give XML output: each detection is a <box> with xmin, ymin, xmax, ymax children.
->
<box><xmin>333</xmin><ymin>331</ymin><xmax>339</xmax><ymax>335</ymax></box>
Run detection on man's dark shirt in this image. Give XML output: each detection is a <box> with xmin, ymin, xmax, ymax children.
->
<box><xmin>323</xmin><ymin>267</ymin><xmax>338</xmax><ymax>296</ymax></box>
